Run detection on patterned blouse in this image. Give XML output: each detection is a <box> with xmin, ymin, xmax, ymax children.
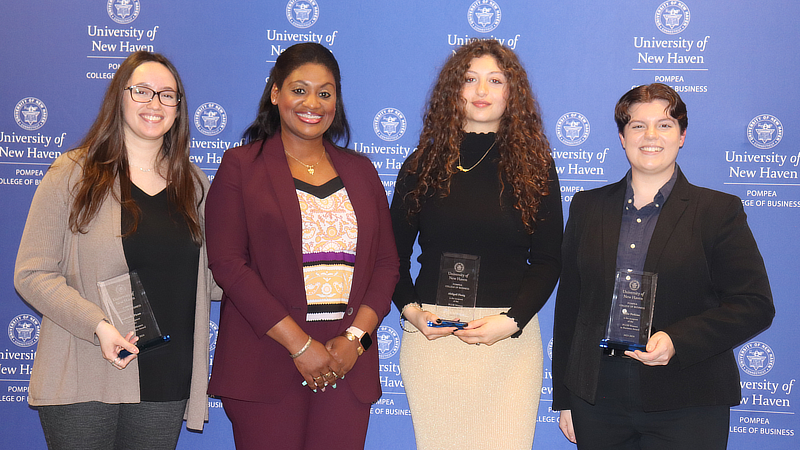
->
<box><xmin>295</xmin><ymin>177</ymin><xmax>358</xmax><ymax>322</ymax></box>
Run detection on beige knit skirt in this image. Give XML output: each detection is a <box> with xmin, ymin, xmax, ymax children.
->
<box><xmin>399</xmin><ymin>306</ymin><xmax>543</xmax><ymax>450</ymax></box>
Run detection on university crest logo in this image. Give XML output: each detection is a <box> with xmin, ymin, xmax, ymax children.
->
<box><xmin>373</xmin><ymin>108</ymin><xmax>407</xmax><ymax>142</ymax></box>
<box><xmin>194</xmin><ymin>102</ymin><xmax>228</xmax><ymax>136</ymax></box>
<box><xmin>14</xmin><ymin>97</ymin><xmax>48</xmax><ymax>131</ymax></box>
<box><xmin>738</xmin><ymin>341</ymin><xmax>775</xmax><ymax>376</ymax></box>
<box><xmin>555</xmin><ymin>112</ymin><xmax>590</xmax><ymax>147</ymax></box>
<box><xmin>655</xmin><ymin>1</ymin><xmax>690</xmax><ymax>35</ymax></box>
<box><xmin>747</xmin><ymin>114</ymin><xmax>783</xmax><ymax>150</ymax></box>
<box><xmin>286</xmin><ymin>0</ymin><xmax>320</xmax><ymax>29</ymax></box>
<box><xmin>107</xmin><ymin>0</ymin><xmax>141</xmax><ymax>25</ymax></box>
<box><xmin>209</xmin><ymin>320</ymin><xmax>219</xmax><ymax>352</ymax></box>
<box><xmin>8</xmin><ymin>314</ymin><xmax>40</xmax><ymax>348</ymax></box>
<box><xmin>377</xmin><ymin>325</ymin><xmax>400</xmax><ymax>360</ymax></box>
<box><xmin>468</xmin><ymin>0</ymin><xmax>502</xmax><ymax>33</ymax></box>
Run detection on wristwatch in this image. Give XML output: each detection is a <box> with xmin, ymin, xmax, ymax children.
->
<box><xmin>342</xmin><ymin>326</ymin><xmax>372</xmax><ymax>356</ymax></box>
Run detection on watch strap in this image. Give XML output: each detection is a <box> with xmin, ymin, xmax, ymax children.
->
<box><xmin>342</xmin><ymin>329</ymin><xmax>364</xmax><ymax>356</ymax></box>
<box><xmin>344</xmin><ymin>326</ymin><xmax>372</xmax><ymax>354</ymax></box>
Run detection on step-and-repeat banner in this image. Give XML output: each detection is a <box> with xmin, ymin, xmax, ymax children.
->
<box><xmin>1</xmin><ymin>2</ymin><xmax>796</xmax><ymax>449</ymax></box>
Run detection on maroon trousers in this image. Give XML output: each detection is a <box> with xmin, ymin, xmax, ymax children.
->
<box><xmin>221</xmin><ymin>376</ymin><xmax>371</xmax><ymax>450</ymax></box>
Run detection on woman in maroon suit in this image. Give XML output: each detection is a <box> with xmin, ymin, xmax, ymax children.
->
<box><xmin>205</xmin><ymin>43</ymin><xmax>399</xmax><ymax>450</ymax></box>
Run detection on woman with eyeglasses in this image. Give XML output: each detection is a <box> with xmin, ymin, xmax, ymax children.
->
<box><xmin>14</xmin><ymin>51</ymin><xmax>219</xmax><ymax>449</ymax></box>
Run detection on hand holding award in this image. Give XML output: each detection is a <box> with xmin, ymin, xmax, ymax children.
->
<box><xmin>97</xmin><ymin>271</ymin><xmax>170</xmax><ymax>360</ymax></box>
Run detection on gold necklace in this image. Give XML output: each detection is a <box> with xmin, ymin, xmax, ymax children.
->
<box><xmin>129</xmin><ymin>161</ymin><xmax>155</xmax><ymax>172</ymax></box>
<box><xmin>285</xmin><ymin>148</ymin><xmax>326</xmax><ymax>175</ymax></box>
<box><xmin>456</xmin><ymin>140</ymin><xmax>496</xmax><ymax>172</ymax></box>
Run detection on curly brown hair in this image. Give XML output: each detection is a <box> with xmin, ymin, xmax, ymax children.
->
<box><xmin>403</xmin><ymin>39</ymin><xmax>552</xmax><ymax>232</ymax></box>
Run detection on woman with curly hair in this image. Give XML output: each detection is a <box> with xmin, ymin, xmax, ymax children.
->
<box><xmin>390</xmin><ymin>39</ymin><xmax>562</xmax><ymax>449</ymax></box>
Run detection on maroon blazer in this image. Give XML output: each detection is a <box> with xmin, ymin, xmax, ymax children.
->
<box><xmin>205</xmin><ymin>135</ymin><xmax>399</xmax><ymax>404</ymax></box>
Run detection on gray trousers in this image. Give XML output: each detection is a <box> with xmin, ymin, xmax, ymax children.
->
<box><xmin>37</xmin><ymin>400</ymin><xmax>187</xmax><ymax>450</ymax></box>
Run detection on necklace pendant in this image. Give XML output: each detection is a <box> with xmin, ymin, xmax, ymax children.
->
<box><xmin>307</xmin><ymin>167</ymin><xmax>315</xmax><ymax>175</ymax></box>
<box><xmin>456</xmin><ymin>140</ymin><xmax>496</xmax><ymax>173</ymax></box>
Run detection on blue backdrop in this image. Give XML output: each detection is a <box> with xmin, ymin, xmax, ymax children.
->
<box><xmin>1</xmin><ymin>1</ymin><xmax>796</xmax><ymax>448</ymax></box>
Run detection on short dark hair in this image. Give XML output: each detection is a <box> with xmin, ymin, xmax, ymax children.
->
<box><xmin>614</xmin><ymin>83</ymin><xmax>688</xmax><ymax>134</ymax></box>
<box><xmin>242</xmin><ymin>43</ymin><xmax>350</xmax><ymax>147</ymax></box>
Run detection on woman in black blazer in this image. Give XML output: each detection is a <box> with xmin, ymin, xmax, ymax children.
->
<box><xmin>552</xmin><ymin>83</ymin><xmax>774</xmax><ymax>450</ymax></box>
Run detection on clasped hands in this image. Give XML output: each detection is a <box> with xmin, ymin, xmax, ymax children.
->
<box><xmin>293</xmin><ymin>335</ymin><xmax>362</xmax><ymax>392</ymax></box>
<box><xmin>403</xmin><ymin>305</ymin><xmax>519</xmax><ymax>346</ymax></box>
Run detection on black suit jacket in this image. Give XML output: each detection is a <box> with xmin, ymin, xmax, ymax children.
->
<box><xmin>552</xmin><ymin>167</ymin><xmax>774</xmax><ymax>412</ymax></box>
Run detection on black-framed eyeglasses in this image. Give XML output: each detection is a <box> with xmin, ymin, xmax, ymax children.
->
<box><xmin>124</xmin><ymin>85</ymin><xmax>181</xmax><ymax>107</ymax></box>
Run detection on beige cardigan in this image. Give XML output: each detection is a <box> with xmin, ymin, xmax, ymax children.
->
<box><xmin>14</xmin><ymin>152</ymin><xmax>220</xmax><ymax>431</ymax></box>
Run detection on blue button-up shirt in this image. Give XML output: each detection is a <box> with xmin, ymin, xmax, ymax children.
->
<box><xmin>615</xmin><ymin>166</ymin><xmax>679</xmax><ymax>273</ymax></box>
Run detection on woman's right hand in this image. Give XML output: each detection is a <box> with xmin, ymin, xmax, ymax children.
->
<box><xmin>403</xmin><ymin>305</ymin><xmax>458</xmax><ymax>340</ymax></box>
<box><xmin>293</xmin><ymin>339</ymin><xmax>339</xmax><ymax>392</ymax></box>
<box><xmin>558</xmin><ymin>409</ymin><xmax>577</xmax><ymax>443</ymax></box>
<box><xmin>95</xmin><ymin>320</ymin><xmax>139</xmax><ymax>369</ymax></box>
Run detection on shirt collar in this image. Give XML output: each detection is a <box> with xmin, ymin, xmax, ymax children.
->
<box><xmin>624</xmin><ymin>164</ymin><xmax>679</xmax><ymax>210</ymax></box>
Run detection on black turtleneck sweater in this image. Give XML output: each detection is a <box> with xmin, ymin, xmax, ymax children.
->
<box><xmin>390</xmin><ymin>132</ymin><xmax>563</xmax><ymax>333</ymax></box>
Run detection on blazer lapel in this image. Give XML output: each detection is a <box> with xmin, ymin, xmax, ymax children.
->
<box><xmin>601</xmin><ymin>179</ymin><xmax>626</xmax><ymax>294</ymax></box>
<box><xmin>644</xmin><ymin>168</ymin><xmax>691</xmax><ymax>272</ymax></box>
<box><xmin>260</xmin><ymin>136</ymin><xmax>305</xmax><ymax>275</ymax></box>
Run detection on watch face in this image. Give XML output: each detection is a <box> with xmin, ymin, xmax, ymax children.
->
<box><xmin>360</xmin><ymin>332</ymin><xmax>373</xmax><ymax>351</ymax></box>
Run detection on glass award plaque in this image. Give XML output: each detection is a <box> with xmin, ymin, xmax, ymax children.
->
<box><xmin>600</xmin><ymin>270</ymin><xmax>657</xmax><ymax>352</ymax></box>
<box><xmin>434</xmin><ymin>252</ymin><xmax>479</xmax><ymax>323</ymax></box>
<box><xmin>97</xmin><ymin>271</ymin><xmax>170</xmax><ymax>358</ymax></box>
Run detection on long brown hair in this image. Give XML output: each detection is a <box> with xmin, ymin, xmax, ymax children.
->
<box><xmin>403</xmin><ymin>39</ymin><xmax>552</xmax><ymax>232</ymax></box>
<box><xmin>65</xmin><ymin>51</ymin><xmax>204</xmax><ymax>244</ymax></box>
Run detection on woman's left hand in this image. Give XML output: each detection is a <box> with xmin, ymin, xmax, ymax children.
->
<box><xmin>624</xmin><ymin>331</ymin><xmax>675</xmax><ymax>366</ymax></box>
<box><xmin>454</xmin><ymin>314</ymin><xmax>519</xmax><ymax>346</ymax></box>
<box><xmin>325</xmin><ymin>336</ymin><xmax>360</xmax><ymax>378</ymax></box>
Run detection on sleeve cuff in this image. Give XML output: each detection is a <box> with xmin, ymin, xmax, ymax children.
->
<box><xmin>501</xmin><ymin>311</ymin><xmax>523</xmax><ymax>338</ymax></box>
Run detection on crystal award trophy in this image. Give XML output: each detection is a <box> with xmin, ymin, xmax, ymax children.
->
<box><xmin>97</xmin><ymin>271</ymin><xmax>170</xmax><ymax>358</ymax></box>
<box><xmin>600</xmin><ymin>270</ymin><xmax>657</xmax><ymax>352</ymax></box>
<box><xmin>434</xmin><ymin>252</ymin><xmax>480</xmax><ymax>323</ymax></box>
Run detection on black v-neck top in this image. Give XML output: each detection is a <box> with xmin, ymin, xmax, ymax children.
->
<box><xmin>122</xmin><ymin>183</ymin><xmax>200</xmax><ymax>401</ymax></box>
<box><xmin>293</xmin><ymin>176</ymin><xmax>345</xmax><ymax>198</ymax></box>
